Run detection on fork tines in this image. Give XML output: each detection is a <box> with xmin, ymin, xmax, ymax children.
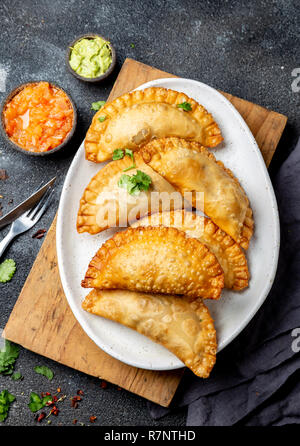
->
<box><xmin>26</xmin><ymin>187</ymin><xmax>54</xmax><ymax>222</ymax></box>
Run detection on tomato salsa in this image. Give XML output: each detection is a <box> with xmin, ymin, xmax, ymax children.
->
<box><xmin>3</xmin><ymin>82</ymin><xmax>74</xmax><ymax>152</ymax></box>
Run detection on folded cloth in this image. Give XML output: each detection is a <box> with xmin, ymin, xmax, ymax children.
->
<box><xmin>149</xmin><ymin>137</ymin><xmax>300</xmax><ymax>426</ymax></box>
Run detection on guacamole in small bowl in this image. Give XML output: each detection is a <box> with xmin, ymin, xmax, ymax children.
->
<box><xmin>67</xmin><ymin>34</ymin><xmax>116</xmax><ymax>82</ymax></box>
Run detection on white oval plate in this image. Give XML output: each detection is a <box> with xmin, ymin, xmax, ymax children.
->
<box><xmin>56</xmin><ymin>77</ymin><xmax>280</xmax><ymax>371</ymax></box>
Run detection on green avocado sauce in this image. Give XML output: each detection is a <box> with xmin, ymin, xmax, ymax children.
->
<box><xmin>69</xmin><ymin>37</ymin><xmax>112</xmax><ymax>78</ymax></box>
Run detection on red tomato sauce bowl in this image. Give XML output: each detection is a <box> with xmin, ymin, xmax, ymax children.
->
<box><xmin>1</xmin><ymin>81</ymin><xmax>77</xmax><ymax>156</ymax></box>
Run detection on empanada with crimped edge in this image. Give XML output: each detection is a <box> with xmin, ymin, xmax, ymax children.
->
<box><xmin>140</xmin><ymin>137</ymin><xmax>254</xmax><ymax>249</ymax></box>
<box><xmin>131</xmin><ymin>210</ymin><xmax>249</xmax><ymax>290</ymax></box>
<box><xmin>82</xmin><ymin>289</ymin><xmax>217</xmax><ymax>378</ymax></box>
<box><xmin>82</xmin><ymin>226</ymin><xmax>224</xmax><ymax>300</ymax></box>
<box><xmin>77</xmin><ymin>152</ymin><xmax>180</xmax><ymax>234</ymax></box>
<box><xmin>85</xmin><ymin>87</ymin><xmax>223</xmax><ymax>162</ymax></box>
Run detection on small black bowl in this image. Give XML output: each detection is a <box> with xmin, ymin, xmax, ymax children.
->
<box><xmin>66</xmin><ymin>33</ymin><xmax>116</xmax><ymax>83</ymax></box>
<box><xmin>0</xmin><ymin>81</ymin><xmax>77</xmax><ymax>156</ymax></box>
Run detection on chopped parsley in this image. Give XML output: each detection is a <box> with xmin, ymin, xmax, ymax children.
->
<box><xmin>98</xmin><ymin>116</ymin><xmax>106</xmax><ymax>122</ymax></box>
<box><xmin>177</xmin><ymin>101</ymin><xmax>192</xmax><ymax>112</ymax></box>
<box><xmin>0</xmin><ymin>259</ymin><xmax>16</xmax><ymax>283</ymax></box>
<box><xmin>0</xmin><ymin>390</ymin><xmax>15</xmax><ymax>422</ymax></box>
<box><xmin>118</xmin><ymin>170</ymin><xmax>152</xmax><ymax>195</ymax></box>
<box><xmin>130</xmin><ymin>43</ymin><xmax>135</xmax><ymax>48</ymax></box>
<box><xmin>91</xmin><ymin>100</ymin><xmax>106</xmax><ymax>111</ymax></box>
<box><xmin>34</xmin><ymin>365</ymin><xmax>54</xmax><ymax>381</ymax></box>
<box><xmin>0</xmin><ymin>340</ymin><xmax>19</xmax><ymax>375</ymax></box>
<box><xmin>28</xmin><ymin>392</ymin><xmax>52</xmax><ymax>413</ymax></box>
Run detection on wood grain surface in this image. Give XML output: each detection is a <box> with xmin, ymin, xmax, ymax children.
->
<box><xmin>3</xmin><ymin>58</ymin><xmax>287</xmax><ymax>407</ymax></box>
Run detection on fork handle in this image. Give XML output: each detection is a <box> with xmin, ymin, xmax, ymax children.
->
<box><xmin>0</xmin><ymin>229</ymin><xmax>16</xmax><ymax>259</ymax></box>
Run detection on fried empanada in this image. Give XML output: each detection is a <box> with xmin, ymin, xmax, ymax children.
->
<box><xmin>131</xmin><ymin>210</ymin><xmax>249</xmax><ymax>290</ymax></box>
<box><xmin>82</xmin><ymin>289</ymin><xmax>217</xmax><ymax>378</ymax></box>
<box><xmin>77</xmin><ymin>153</ymin><xmax>181</xmax><ymax>234</ymax></box>
<box><xmin>82</xmin><ymin>226</ymin><xmax>224</xmax><ymax>300</ymax></box>
<box><xmin>85</xmin><ymin>87</ymin><xmax>223</xmax><ymax>162</ymax></box>
<box><xmin>140</xmin><ymin>137</ymin><xmax>254</xmax><ymax>249</ymax></box>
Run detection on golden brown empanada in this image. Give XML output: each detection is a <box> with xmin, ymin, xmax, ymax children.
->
<box><xmin>82</xmin><ymin>289</ymin><xmax>217</xmax><ymax>378</ymax></box>
<box><xmin>82</xmin><ymin>226</ymin><xmax>224</xmax><ymax>300</ymax></box>
<box><xmin>140</xmin><ymin>137</ymin><xmax>254</xmax><ymax>249</ymax></box>
<box><xmin>77</xmin><ymin>153</ymin><xmax>180</xmax><ymax>234</ymax></box>
<box><xmin>85</xmin><ymin>87</ymin><xmax>223</xmax><ymax>162</ymax></box>
<box><xmin>131</xmin><ymin>210</ymin><xmax>249</xmax><ymax>290</ymax></box>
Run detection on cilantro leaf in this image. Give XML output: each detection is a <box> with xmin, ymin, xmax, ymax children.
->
<box><xmin>130</xmin><ymin>43</ymin><xmax>135</xmax><ymax>48</ymax></box>
<box><xmin>118</xmin><ymin>170</ymin><xmax>152</xmax><ymax>195</ymax></box>
<box><xmin>34</xmin><ymin>365</ymin><xmax>54</xmax><ymax>381</ymax></box>
<box><xmin>177</xmin><ymin>101</ymin><xmax>192</xmax><ymax>112</ymax></box>
<box><xmin>125</xmin><ymin>148</ymin><xmax>134</xmax><ymax>160</ymax></box>
<box><xmin>11</xmin><ymin>372</ymin><xmax>22</xmax><ymax>381</ymax></box>
<box><xmin>123</xmin><ymin>148</ymin><xmax>136</xmax><ymax>171</ymax></box>
<box><xmin>112</xmin><ymin>149</ymin><xmax>124</xmax><ymax>160</ymax></box>
<box><xmin>91</xmin><ymin>101</ymin><xmax>106</xmax><ymax>111</ymax></box>
<box><xmin>118</xmin><ymin>174</ymin><xmax>137</xmax><ymax>195</ymax></box>
<box><xmin>0</xmin><ymin>259</ymin><xmax>16</xmax><ymax>283</ymax></box>
<box><xmin>0</xmin><ymin>340</ymin><xmax>20</xmax><ymax>375</ymax></box>
<box><xmin>28</xmin><ymin>392</ymin><xmax>52</xmax><ymax>413</ymax></box>
<box><xmin>98</xmin><ymin>116</ymin><xmax>106</xmax><ymax>122</ymax></box>
<box><xmin>0</xmin><ymin>390</ymin><xmax>15</xmax><ymax>422</ymax></box>
<box><xmin>133</xmin><ymin>170</ymin><xmax>152</xmax><ymax>189</ymax></box>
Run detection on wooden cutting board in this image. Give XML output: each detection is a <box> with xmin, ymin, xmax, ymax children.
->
<box><xmin>3</xmin><ymin>58</ymin><xmax>287</xmax><ymax>407</ymax></box>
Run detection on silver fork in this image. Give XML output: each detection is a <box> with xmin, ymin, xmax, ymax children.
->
<box><xmin>0</xmin><ymin>188</ymin><xmax>54</xmax><ymax>258</ymax></box>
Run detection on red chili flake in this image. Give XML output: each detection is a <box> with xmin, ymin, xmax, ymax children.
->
<box><xmin>71</xmin><ymin>397</ymin><xmax>79</xmax><ymax>408</ymax></box>
<box><xmin>32</xmin><ymin>228</ymin><xmax>47</xmax><ymax>239</ymax></box>
<box><xmin>41</xmin><ymin>392</ymin><xmax>45</xmax><ymax>398</ymax></box>
<box><xmin>51</xmin><ymin>406</ymin><xmax>59</xmax><ymax>416</ymax></box>
<box><xmin>0</xmin><ymin>169</ymin><xmax>8</xmax><ymax>180</ymax></box>
<box><xmin>37</xmin><ymin>412</ymin><xmax>46</xmax><ymax>422</ymax></box>
<box><xmin>46</xmin><ymin>400</ymin><xmax>54</xmax><ymax>406</ymax></box>
<box><xmin>100</xmin><ymin>380</ymin><xmax>107</xmax><ymax>389</ymax></box>
<box><xmin>77</xmin><ymin>390</ymin><xmax>84</xmax><ymax>396</ymax></box>
<box><xmin>89</xmin><ymin>416</ymin><xmax>97</xmax><ymax>423</ymax></box>
<box><xmin>45</xmin><ymin>392</ymin><xmax>51</xmax><ymax>396</ymax></box>
<box><xmin>57</xmin><ymin>387</ymin><xmax>61</xmax><ymax>393</ymax></box>
<box><xmin>53</xmin><ymin>395</ymin><xmax>58</xmax><ymax>402</ymax></box>
<box><xmin>73</xmin><ymin>419</ymin><xmax>78</xmax><ymax>425</ymax></box>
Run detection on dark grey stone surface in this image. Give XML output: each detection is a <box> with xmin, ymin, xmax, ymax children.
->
<box><xmin>0</xmin><ymin>0</ymin><xmax>299</xmax><ymax>426</ymax></box>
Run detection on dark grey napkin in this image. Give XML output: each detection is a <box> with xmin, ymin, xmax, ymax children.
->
<box><xmin>149</xmin><ymin>137</ymin><xmax>300</xmax><ymax>426</ymax></box>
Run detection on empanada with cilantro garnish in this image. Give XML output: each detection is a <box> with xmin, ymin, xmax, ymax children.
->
<box><xmin>131</xmin><ymin>210</ymin><xmax>249</xmax><ymax>290</ymax></box>
<box><xmin>140</xmin><ymin>137</ymin><xmax>254</xmax><ymax>249</ymax></box>
<box><xmin>85</xmin><ymin>87</ymin><xmax>222</xmax><ymax>162</ymax></box>
<box><xmin>77</xmin><ymin>152</ymin><xmax>181</xmax><ymax>234</ymax></box>
<box><xmin>82</xmin><ymin>289</ymin><xmax>217</xmax><ymax>378</ymax></box>
<box><xmin>82</xmin><ymin>226</ymin><xmax>224</xmax><ymax>300</ymax></box>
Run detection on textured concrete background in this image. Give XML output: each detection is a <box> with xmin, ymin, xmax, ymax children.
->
<box><xmin>0</xmin><ymin>0</ymin><xmax>299</xmax><ymax>426</ymax></box>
